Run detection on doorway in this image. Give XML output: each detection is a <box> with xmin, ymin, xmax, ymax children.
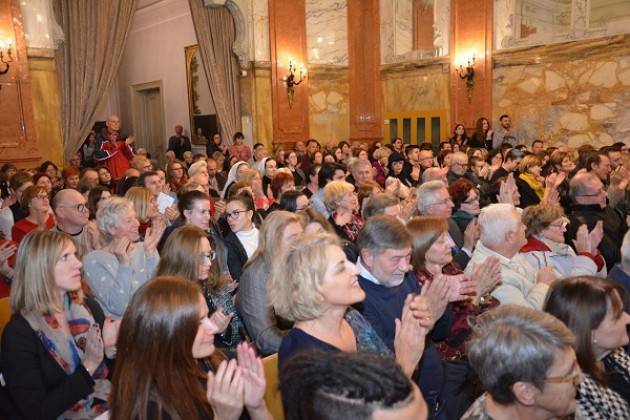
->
<box><xmin>131</xmin><ymin>81</ymin><xmax>166</xmax><ymax>167</ymax></box>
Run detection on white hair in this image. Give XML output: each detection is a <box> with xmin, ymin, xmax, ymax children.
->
<box><xmin>479</xmin><ymin>203</ymin><xmax>520</xmax><ymax>248</ymax></box>
<box><xmin>417</xmin><ymin>180</ymin><xmax>446</xmax><ymax>214</ymax></box>
<box><xmin>622</xmin><ymin>230</ymin><xmax>630</xmax><ymax>270</ymax></box>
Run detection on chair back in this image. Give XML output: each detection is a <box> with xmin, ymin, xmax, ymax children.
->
<box><xmin>262</xmin><ymin>353</ymin><xmax>284</xmax><ymax>420</ymax></box>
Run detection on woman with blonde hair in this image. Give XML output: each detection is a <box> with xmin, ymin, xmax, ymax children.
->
<box><xmin>124</xmin><ymin>186</ymin><xmax>160</xmax><ymax>239</ymax></box>
<box><xmin>83</xmin><ymin>197</ymin><xmax>164</xmax><ymax>317</ymax></box>
<box><xmin>2</xmin><ymin>230</ymin><xmax>118</xmax><ymax>418</ymax></box>
<box><xmin>323</xmin><ymin>180</ymin><xmax>364</xmax><ymax>243</ymax></box>
<box><xmin>157</xmin><ymin>225</ymin><xmax>245</xmax><ymax>353</ymax></box>
<box><xmin>270</xmin><ymin>233</ymin><xmax>429</xmax><ymax>380</ymax></box>
<box><xmin>110</xmin><ymin>276</ymin><xmax>271</xmax><ymax>420</ymax></box>
<box><xmin>515</xmin><ymin>154</ymin><xmax>546</xmax><ymax>208</ymax></box>
<box><xmin>240</xmin><ymin>168</ymin><xmax>270</xmax><ymax>211</ymax></box>
<box><xmin>236</xmin><ymin>211</ymin><xmax>304</xmax><ymax>356</ymax></box>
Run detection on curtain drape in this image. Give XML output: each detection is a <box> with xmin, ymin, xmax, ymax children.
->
<box><xmin>54</xmin><ymin>0</ymin><xmax>137</xmax><ymax>162</ymax></box>
<box><xmin>188</xmin><ymin>0</ymin><xmax>242</xmax><ymax>146</ymax></box>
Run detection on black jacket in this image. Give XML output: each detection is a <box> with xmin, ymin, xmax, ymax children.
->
<box><xmin>224</xmin><ymin>232</ymin><xmax>249</xmax><ymax>281</ymax></box>
<box><xmin>448</xmin><ymin>218</ymin><xmax>471</xmax><ymax>270</ymax></box>
<box><xmin>566</xmin><ymin>204</ymin><xmax>626</xmax><ymax>271</ymax></box>
<box><xmin>515</xmin><ymin>177</ymin><xmax>542</xmax><ymax>209</ymax></box>
<box><xmin>1</xmin><ymin>297</ymin><xmax>112</xmax><ymax>420</ymax></box>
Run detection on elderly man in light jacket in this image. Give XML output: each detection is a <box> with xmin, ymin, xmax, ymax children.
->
<box><xmin>464</xmin><ymin>203</ymin><xmax>557</xmax><ymax>309</ymax></box>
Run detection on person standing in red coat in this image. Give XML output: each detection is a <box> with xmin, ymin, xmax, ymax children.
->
<box><xmin>94</xmin><ymin>115</ymin><xmax>135</xmax><ymax>180</ymax></box>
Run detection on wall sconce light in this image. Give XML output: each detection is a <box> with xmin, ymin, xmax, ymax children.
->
<box><xmin>0</xmin><ymin>38</ymin><xmax>14</xmax><ymax>75</ymax></box>
<box><xmin>456</xmin><ymin>54</ymin><xmax>476</xmax><ymax>103</ymax></box>
<box><xmin>282</xmin><ymin>59</ymin><xmax>306</xmax><ymax>109</ymax></box>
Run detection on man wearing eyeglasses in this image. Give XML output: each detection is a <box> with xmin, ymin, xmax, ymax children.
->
<box><xmin>566</xmin><ymin>172</ymin><xmax>624</xmax><ymax>271</ymax></box>
<box><xmin>51</xmin><ymin>189</ymin><xmax>99</xmax><ymax>258</ymax></box>
<box><xmin>446</xmin><ymin>152</ymin><xmax>476</xmax><ymax>186</ymax></box>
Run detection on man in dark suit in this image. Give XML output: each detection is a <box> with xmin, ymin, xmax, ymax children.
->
<box><xmin>167</xmin><ymin>125</ymin><xmax>192</xmax><ymax>160</ymax></box>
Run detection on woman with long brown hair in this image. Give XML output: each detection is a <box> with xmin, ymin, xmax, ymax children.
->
<box><xmin>166</xmin><ymin>159</ymin><xmax>188</xmax><ymax>192</ymax></box>
<box><xmin>110</xmin><ymin>276</ymin><xmax>271</xmax><ymax>420</ymax></box>
<box><xmin>407</xmin><ymin>216</ymin><xmax>501</xmax><ymax>419</ymax></box>
<box><xmin>468</xmin><ymin>117</ymin><xmax>493</xmax><ymax>149</ymax></box>
<box><xmin>544</xmin><ymin>276</ymin><xmax>630</xmax><ymax>417</ymax></box>
<box><xmin>157</xmin><ymin>225</ymin><xmax>245</xmax><ymax>354</ymax></box>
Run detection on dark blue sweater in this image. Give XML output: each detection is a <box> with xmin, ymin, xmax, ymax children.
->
<box><xmin>357</xmin><ymin>273</ymin><xmax>451</xmax><ymax>408</ymax></box>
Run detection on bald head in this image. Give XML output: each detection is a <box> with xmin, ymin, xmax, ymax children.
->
<box><xmin>53</xmin><ymin>188</ymin><xmax>89</xmax><ymax>228</ymax></box>
<box><xmin>106</xmin><ymin>115</ymin><xmax>121</xmax><ymax>132</ymax></box>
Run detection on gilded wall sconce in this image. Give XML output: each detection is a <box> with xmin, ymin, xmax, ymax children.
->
<box><xmin>456</xmin><ymin>55</ymin><xmax>476</xmax><ymax>103</ymax></box>
<box><xmin>282</xmin><ymin>60</ymin><xmax>306</xmax><ymax>109</ymax></box>
<box><xmin>0</xmin><ymin>38</ymin><xmax>14</xmax><ymax>75</ymax></box>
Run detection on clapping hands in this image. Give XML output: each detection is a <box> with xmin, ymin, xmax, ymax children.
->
<box><xmin>572</xmin><ymin>221</ymin><xmax>603</xmax><ymax>255</ymax></box>
<box><xmin>143</xmin><ymin>218</ymin><xmax>166</xmax><ymax>254</ymax></box>
<box><xmin>470</xmin><ymin>256</ymin><xmax>502</xmax><ymax>298</ymax></box>
<box><xmin>207</xmin><ymin>342</ymin><xmax>270</xmax><ymax>420</ymax></box>
<box><xmin>497</xmin><ymin>173</ymin><xmax>518</xmax><ymax>205</ymax></box>
<box><xmin>394</xmin><ymin>294</ymin><xmax>429</xmax><ymax>377</ymax></box>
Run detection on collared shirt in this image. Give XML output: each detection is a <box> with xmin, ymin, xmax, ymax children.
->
<box><xmin>357</xmin><ymin>258</ymin><xmax>381</xmax><ymax>285</ymax></box>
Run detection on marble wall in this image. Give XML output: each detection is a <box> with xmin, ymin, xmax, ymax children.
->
<box><xmin>381</xmin><ymin>63</ymin><xmax>451</xmax><ymax>115</ymax></box>
<box><xmin>306</xmin><ymin>0</ymin><xmax>348</xmax><ymax>65</ymax></box>
<box><xmin>251</xmin><ymin>0</ymin><xmax>270</xmax><ymax>62</ymax></box>
<box><xmin>493</xmin><ymin>37</ymin><xmax>630</xmax><ymax>147</ymax></box>
<box><xmin>308</xmin><ymin>66</ymin><xmax>349</xmax><ymax>144</ymax></box>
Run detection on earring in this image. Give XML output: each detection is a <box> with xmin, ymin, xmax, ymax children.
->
<box><xmin>593</xmin><ymin>338</ymin><xmax>598</xmax><ymax>344</ymax></box>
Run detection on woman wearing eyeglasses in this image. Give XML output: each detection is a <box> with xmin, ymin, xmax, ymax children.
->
<box><xmin>544</xmin><ymin>276</ymin><xmax>630</xmax><ymax>416</ymax></box>
<box><xmin>11</xmin><ymin>185</ymin><xmax>55</xmax><ymax>244</ymax></box>
<box><xmin>157</xmin><ymin>225</ymin><xmax>245</xmax><ymax>354</ymax></box>
<box><xmin>166</xmin><ymin>159</ymin><xmax>188</xmax><ymax>192</ymax></box>
<box><xmin>520</xmin><ymin>203</ymin><xmax>606</xmax><ymax>277</ymax></box>
<box><xmin>224</xmin><ymin>193</ymin><xmax>259</xmax><ymax>281</ymax></box>
<box><xmin>448</xmin><ymin>178</ymin><xmax>481</xmax><ymax>234</ymax></box>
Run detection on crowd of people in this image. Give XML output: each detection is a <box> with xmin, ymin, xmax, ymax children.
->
<box><xmin>0</xmin><ymin>112</ymin><xmax>629</xmax><ymax>419</ymax></box>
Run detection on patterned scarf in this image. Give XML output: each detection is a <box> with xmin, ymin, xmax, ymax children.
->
<box><xmin>22</xmin><ymin>293</ymin><xmax>110</xmax><ymax>419</ymax></box>
<box><xmin>576</xmin><ymin>372</ymin><xmax>630</xmax><ymax>419</ymax></box>
<box><xmin>331</xmin><ymin>212</ymin><xmax>364</xmax><ymax>242</ymax></box>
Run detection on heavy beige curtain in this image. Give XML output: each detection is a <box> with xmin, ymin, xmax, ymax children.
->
<box><xmin>54</xmin><ymin>0</ymin><xmax>137</xmax><ymax>162</ymax></box>
<box><xmin>188</xmin><ymin>1</ymin><xmax>241</xmax><ymax>146</ymax></box>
